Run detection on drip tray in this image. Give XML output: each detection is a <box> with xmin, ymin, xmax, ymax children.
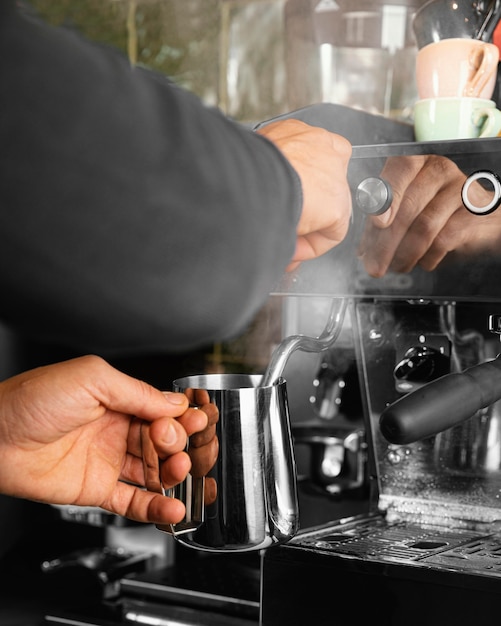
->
<box><xmin>291</xmin><ymin>516</ymin><xmax>501</xmax><ymax>577</ymax></box>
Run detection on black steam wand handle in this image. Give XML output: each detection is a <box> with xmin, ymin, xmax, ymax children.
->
<box><xmin>379</xmin><ymin>354</ymin><xmax>501</xmax><ymax>445</ymax></box>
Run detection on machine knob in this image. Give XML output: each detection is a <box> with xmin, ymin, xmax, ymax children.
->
<box><xmin>489</xmin><ymin>314</ymin><xmax>501</xmax><ymax>338</ymax></box>
<box><xmin>355</xmin><ymin>177</ymin><xmax>393</xmax><ymax>215</ymax></box>
<box><xmin>461</xmin><ymin>170</ymin><xmax>501</xmax><ymax>215</ymax></box>
<box><xmin>394</xmin><ymin>345</ymin><xmax>449</xmax><ymax>384</ymax></box>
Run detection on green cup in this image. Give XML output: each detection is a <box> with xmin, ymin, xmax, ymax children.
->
<box><xmin>414</xmin><ymin>97</ymin><xmax>501</xmax><ymax>141</ymax></box>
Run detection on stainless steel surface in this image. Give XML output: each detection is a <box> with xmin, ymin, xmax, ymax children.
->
<box><xmin>257</xmin><ymin>108</ymin><xmax>501</xmax><ymax>625</ymax></box>
<box><xmin>161</xmin><ymin>374</ymin><xmax>299</xmax><ymax>552</ymax></box>
<box><xmin>356</xmin><ymin>300</ymin><xmax>501</xmax><ymax>524</ymax></box>
<box><xmin>288</xmin><ymin>514</ymin><xmax>501</xmax><ymax>577</ymax></box>
<box><xmin>293</xmin><ymin>425</ymin><xmax>367</xmax><ymax>495</ymax></box>
<box><xmin>262</xmin><ymin>295</ymin><xmax>501</xmax><ymax>624</ymax></box>
<box><xmin>355</xmin><ymin>176</ymin><xmax>393</xmax><ymax>215</ymax></box>
<box><xmin>261</xmin><ymin>104</ymin><xmax>501</xmax><ymax>301</ymax></box>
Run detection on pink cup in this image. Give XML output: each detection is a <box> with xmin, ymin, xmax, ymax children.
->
<box><xmin>416</xmin><ymin>38</ymin><xmax>499</xmax><ymax>100</ymax></box>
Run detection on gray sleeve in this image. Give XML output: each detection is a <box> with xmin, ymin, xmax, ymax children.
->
<box><xmin>0</xmin><ymin>6</ymin><xmax>302</xmax><ymax>355</ymax></box>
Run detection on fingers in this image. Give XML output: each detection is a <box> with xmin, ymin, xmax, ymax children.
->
<box><xmin>204</xmin><ymin>477</ymin><xmax>217</xmax><ymax>506</ymax></box>
<box><xmin>358</xmin><ymin>155</ymin><xmax>469</xmax><ymax>276</ymax></box>
<box><xmin>366</xmin><ymin>156</ymin><xmax>426</xmax><ymax>229</ymax></box>
<box><xmin>360</xmin><ymin>190</ymin><xmax>457</xmax><ymax>276</ymax></box>
<box><xmin>132</xmin><ymin>415</ymin><xmax>189</xmax><ymax>459</ymax></box>
<box><xmin>183</xmin><ymin>388</ymin><xmax>210</xmax><ymax>405</ymax></box>
<box><xmin>188</xmin><ymin>402</ymin><xmax>218</xmax><ymax>446</ymax></box>
<box><xmin>258</xmin><ymin>119</ymin><xmax>353</xmax><ymax>263</ymax></box>
<box><xmin>79</xmin><ymin>356</ymin><xmax>190</xmax><ymax>422</ymax></box>
<box><xmin>358</xmin><ymin>156</ymin><xmax>433</xmax><ymax>275</ymax></box>
<box><xmin>139</xmin><ymin>405</ymin><xmax>209</xmax><ymax>459</ymax></box>
<box><xmin>292</xmin><ymin>228</ymin><xmax>347</xmax><ymax>265</ymax></box>
<box><xmin>172</xmin><ymin>402</ymin><xmax>219</xmax><ymax>479</ymax></box>
<box><xmin>160</xmin><ymin>451</ymin><xmax>192</xmax><ymax>489</ymax></box>
<box><xmin>119</xmin><ymin>397</ymin><xmax>219</xmax><ymax>523</ymax></box>
<box><xmin>115</xmin><ymin>476</ymin><xmax>216</xmax><ymax>526</ymax></box>
<box><xmin>138</xmin><ymin>404</ymin><xmax>215</xmax><ymax>484</ymax></box>
<box><xmin>132</xmin><ymin>390</ymin><xmax>218</xmax><ymax>497</ymax></box>
<box><xmin>108</xmin><ymin>480</ymin><xmax>186</xmax><ymax>525</ymax></box>
<box><xmin>174</xmin><ymin>406</ymin><xmax>211</xmax><ymax>440</ymax></box>
<box><xmin>189</xmin><ymin>437</ymin><xmax>219</xmax><ymax>478</ymax></box>
<box><xmin>293</xmin><ymin>129</ymin><xmax>352</xmax><ymax>260</ymax></box>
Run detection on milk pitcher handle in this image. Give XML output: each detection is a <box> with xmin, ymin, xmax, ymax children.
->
<box><xmin>140</xmin><ymin>421</ymin><xmax>205</xmax><ymax>535</ymax></box>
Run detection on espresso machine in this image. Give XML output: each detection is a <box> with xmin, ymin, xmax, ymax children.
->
<box><xmin>40</xmin><ymin>101</ymin><xmax>501</xmax><ymax>626</ymax></box>
<box><xmin>6</xmin><ymin>1</ymin><xmax>501</xmax><ymax>625</ymax></box>
<box><xmin>260</xmin><ymin>103</ymin><xmax>501</xmax><ymax>625</ymax></box>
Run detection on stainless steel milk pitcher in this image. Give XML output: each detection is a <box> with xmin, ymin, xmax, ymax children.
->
<box><xmin>143</xmin><ymin>373</ymin><xmax>299</xmax><ymax>553</ymax></box>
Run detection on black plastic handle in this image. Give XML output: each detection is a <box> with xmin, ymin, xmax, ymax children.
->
<box><xmin>379</xmin><ymin>354</ymin><xmax>501</xmax><ymax>444</ymax></box>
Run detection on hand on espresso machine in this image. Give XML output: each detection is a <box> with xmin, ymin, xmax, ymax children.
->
<box><xmin>357</xmin><ymin>154</ymin><xmax>501</xmax><ymax>277</ymax></box>
<box><xmin>256</xmin><ymin>119</ymin><xmax>353</xmax><ymax>271</ymax></box>
<box><xmin>0</xmin><ymin>355</ymin><xmax>209</xmax><ymax>526</ymax></box>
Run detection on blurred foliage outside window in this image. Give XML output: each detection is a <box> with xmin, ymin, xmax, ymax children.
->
<box><xmin>23</xmin><ymin>1</ymin><xmax>419</xmax><ymax>124</ymax></box>
<box><xmin>23</xmin><ymin>0</ymin><xmax>290</xmax><ymax>372</ymax></box>
<box><xmin>25</xmin><ymin>0</ymin><xmax>289</xmax><ymax>124</ymax></box>
<box><xmin>16</xmin><ymin>1</ymin><xmax>420</xmax><ymax>374</ymax></box>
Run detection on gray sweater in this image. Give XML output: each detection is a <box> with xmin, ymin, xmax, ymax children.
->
<box><xmin>0</xmin><ymin>2</ymin><xmax>301</xmax><ymax>355</ymax></box>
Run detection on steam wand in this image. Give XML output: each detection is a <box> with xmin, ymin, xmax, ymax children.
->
<box><xmin>380</xmin><ymin>314</ymin><xmax>501</xmax><ymax>445</ymax></box>
<box><xmin>260</xmin><ymin>298</ymin><xmax>348</xmax><ymax>387</ymax></box>
<box><xmin>475</xmin><ymin>0</ymin><xmax>501</xmax><ymax>41</ymax></box>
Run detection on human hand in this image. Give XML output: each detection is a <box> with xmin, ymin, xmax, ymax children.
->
<box><xmin>182</xmin><ymin>388</ymin><xmax>219</xmax><ymax>505</ymax></box>
<box><xmin>0</xmin><ymin>355</ymin><xmax>209</xmax><ymax>525</ymax></box>
<box><xmin>141</xmin><ymin>385</ymin><xmax>219</xmax><ymax>509</ymax></box>
<box><xmin>358</xmin><ymin>155</ymin><xmax>501</xmax><ymax>277</ymax></box>
<box><xmin>257</xmin><ymin>119</ymin><xmax>353</xmax><ymax>271</ymax></box>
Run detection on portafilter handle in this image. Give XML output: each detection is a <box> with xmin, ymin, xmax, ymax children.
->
<box><xmin>380</xmin><ymin>353</ymin><xmax>501</xmax><ymax>445</ymax></box>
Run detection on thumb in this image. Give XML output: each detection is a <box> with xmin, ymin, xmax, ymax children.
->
<box><xmin>79</xmin><ymin>356</ymin><xmax>189</xmax><ymax>420</ymax></box>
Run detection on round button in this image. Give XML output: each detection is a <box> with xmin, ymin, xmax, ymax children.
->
<box><xmin>461</xmin><ymin>170</ymin><xmax>501</xmax><ymax>215</ymax></box>
<box><xmin>355</xmin><ymin>177</ymin><xmax>393</xmax><ymax>216</ymax></box>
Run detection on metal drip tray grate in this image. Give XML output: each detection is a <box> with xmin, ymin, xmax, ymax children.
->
<box><xmin>422</xmin><ymin>536</ymin><xmax>501</xmax><ymax>574</ymax></box>
<box><xmin>292</xmin><ymin>516</ymin><xmax>501</xmax><ymax>576</ymax></box>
